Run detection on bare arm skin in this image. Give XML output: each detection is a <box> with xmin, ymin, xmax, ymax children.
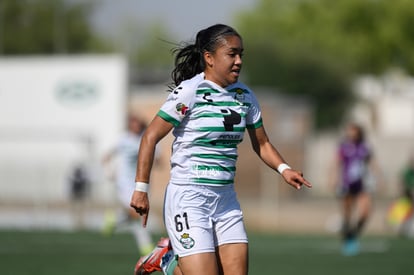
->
<box><xmin>130</xmin><ymin>116</ymin><xmax>174</xmax><ymax>227</ymax></box>
<box><xmin>247</xmin><ymin>126</ymin><xmax>312</xmax><ymax>190</ymax></box>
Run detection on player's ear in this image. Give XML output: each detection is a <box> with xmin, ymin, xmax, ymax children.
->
<box><xmin>204</xmin><ymin>51</ymin><xmax>213</xmax><ymax>68</ymax></box>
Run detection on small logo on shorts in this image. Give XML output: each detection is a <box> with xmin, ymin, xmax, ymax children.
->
<box><xmin>180</xmin><ymin>233</ymin><xmax>195</xmax><ymax>249</ymax></box>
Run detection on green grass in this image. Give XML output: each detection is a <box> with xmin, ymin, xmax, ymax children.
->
<box><xmin>0</xmin><ymin>230</ymin><xmax>413</xmax><ymax>274</ymax></box>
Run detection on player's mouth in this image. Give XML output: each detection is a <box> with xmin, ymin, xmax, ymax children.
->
<box><xmin>231</xmin><ymin>68</ymin><xmax>241</xmax><ymax>77</ymax></box>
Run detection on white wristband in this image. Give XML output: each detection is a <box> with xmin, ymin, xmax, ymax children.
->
<box><xmin>277</xmin><ymin>163</ymin><xmax>291</xmax><ymax>174</ymax></box>
<box><xmin>135</xmin><ymin>181</ymin><xmax>149</xmax><ymax>193</ymax></box>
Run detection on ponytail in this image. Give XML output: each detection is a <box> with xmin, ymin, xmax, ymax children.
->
<box><xmin>170</xmin><ymin>24</ymin><xmax>241</xmax><ymax>88</ymax></box>
<box><xmin>171</xmin><ymin>44</ymin><xmax>204</xmax><ymax>87</ymax></box>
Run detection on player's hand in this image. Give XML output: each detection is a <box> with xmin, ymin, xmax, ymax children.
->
<box><xmin>281</xmin><ymin>169</ymin><xmax>312</xmax><ymax>190</ymax></box>
<box><xmin>130</xmin><ymin>191</ymin><xmax>150</xmax><ymax>227</ymax></box>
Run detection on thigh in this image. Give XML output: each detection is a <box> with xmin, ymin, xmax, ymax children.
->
<box><xmin>164</xmin><ymin>184</ymin><xmax>216</xmax><ymax>257</ymax></box>
<box><xmin>356</xmin><ymin>192</ymin><xmax>371</xmax><ymax>217</ymax></box>
<box><xmin>178</xmin><ymin>252</ymin><xmax>219</xmax><ymax>275</ymax></box>
<box><xmin>216</xmin><ymin>243</ymin><xmax>248</xmax><ymax>275</ymax></box>
<box><xmin>342</xmin><ymin>195</ymin><xmax>355</xmax><ymax>219</ymax></box>
<box><xmin>214</xmin><ymin>189</ymin><xmax>248</xmax><ymax>246</ymax></box>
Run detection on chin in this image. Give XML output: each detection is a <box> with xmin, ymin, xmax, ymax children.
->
<box><xmin>229</xmin><ymin>77</ymin><xmax>239</xmax><ymax>85</ymax></box>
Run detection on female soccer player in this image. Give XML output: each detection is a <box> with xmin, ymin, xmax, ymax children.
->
<box><xmin>335</xmin><ymin>123</ymin><xmax>373</xmax><ymax>255</ymax></box>
<box><xmin>130</xmin><ymin>24</ymin><xmax>312</xmax><ymax>275</ymax></box>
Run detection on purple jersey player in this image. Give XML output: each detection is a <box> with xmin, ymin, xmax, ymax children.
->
<box><xmin>336</xmin><ymin>123</ymin><xmax>372</xmax><ymax>256</ymax></box>
<box><xmin>338</xmin><ymin>137</ymin><xmax>371</xmax><ymax>195</ymax></box>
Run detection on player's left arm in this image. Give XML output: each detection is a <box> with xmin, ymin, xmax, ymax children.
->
<box><xmin>247</xmin><ymin>125</ymin><xmax>312</xmax><ymax>190</ymax></box>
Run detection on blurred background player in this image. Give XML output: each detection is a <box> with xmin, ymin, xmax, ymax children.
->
<box><xmin>334</xmin><ymin>123</ymin><xmax>375</xmax><ymax>255</ymax></box>
<box><xmin>397</xmin><ymin>156</ymin><xmax>414</xmax><ymax>236</ymax></box>
<box><xmin>67</xmin><ymin>163</ymin><xmax>91</xmax><ymax>230</ymax></box>
<box><xmin>102</xmin><ymin>114</ymin><xmax>158</xmax><ymax>256</ymax></box>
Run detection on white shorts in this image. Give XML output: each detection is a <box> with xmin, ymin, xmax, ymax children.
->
<box><xmin>164</xmin><ymin>183</ymin><xmax>248</xmax><ymax>257</ymax></box>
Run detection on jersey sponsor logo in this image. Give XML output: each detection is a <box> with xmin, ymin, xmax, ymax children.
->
<box><xmin>176</xmin><ymin>103</ymin><xmax>189</xmax><ymax>116</ymax></box>
<box><xmin>221</xmin><ymin>109</ymin><xmax>242</xmax><ymax>131</ymax></box>
<box><xmin>218</xmin><ymin>134</ymin><xmax>241</xmax><ymax>140</ymax></box>
<box><xmin>193</xmin><ymin>164</ymin><xmax>222</xmax><ymax>178</ymax></box>
<box><xmin>179</xmin><ymin>233</ymin><xmax>195</xmax><ymax>249</ymax></box>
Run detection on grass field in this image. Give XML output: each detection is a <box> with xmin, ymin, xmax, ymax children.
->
<box><xmin>0</xmin><ymin>230</ymin><xmax>413</xmax><ymax>275</ymax></box>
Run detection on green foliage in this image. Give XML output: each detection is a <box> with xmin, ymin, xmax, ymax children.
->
<box><xmin>236</xmin><ymin>0</ymin><xmax>414</xmax><ymax>129</ymax></box>
<box><xmin>130</xmin><ymin>23</ymin><xmax>175</xmax><ymax>84</ymax></box>
<box><xmin>238</xmin><ymin>0</ymin><xmax>414</xmax><ymax>75</ymax></box>
<box><xmin>0</xmin><ymin>0</ymin><xmax>111</xmax><ymax>54</ymax></box>
<box><xmin>133</xmin><ymin>23</ymin><xmax>174</xmax><ymax>69</ymax></box>
<box><xmin>244</xmin><ymin>43</ymin><xmax>353</xmax><ymax>129</ymax></box>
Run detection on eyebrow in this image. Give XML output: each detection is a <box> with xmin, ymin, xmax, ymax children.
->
<box><xmin>229</xmin><ymin>47</ymin><xmax>244</xmax><ymax>52</ymax></box>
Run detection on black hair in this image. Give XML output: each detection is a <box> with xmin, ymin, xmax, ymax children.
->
<box><xmin>170</xmin><ymin>24</ymin><xmax>241</xmax><ymax>88</ymax></box>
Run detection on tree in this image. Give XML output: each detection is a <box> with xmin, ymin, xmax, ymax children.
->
<box><xmin>130</xmin><ymin>23</ymin><xmax>175</xmax><ymax>84</ymax></box>
<box><xmin>133</xmin><ymin>24</ymin><xmax>174</xmax><ymax>69</ymax></box>
<box><xmin>245</xmin><ymin>43</ymin><xmax>352</xmax><ymax>129</ymax></box>
<box><xmin>0</xmin><ymin>0</ymin><xmax>110</xmax><ymax>54</ymax></box>
<box><xmin>236</xmin><ymin>0</ymin><xmax>414</xmax><ymax>129</ymax></box>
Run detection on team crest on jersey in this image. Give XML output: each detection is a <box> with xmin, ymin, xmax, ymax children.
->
<box><xmin>180</xmin><ymin>233</ymin><xmax>195</xmax><ymax>249</ymax></box>
<box><xmin>176</xmin><ymin>103</ymin><xmax>189</xmax><ymax>116</ymax></box>
<box><xmin>234</xmin><ymin>88</ymin><xmax>245</xmax><ymax>102</ymax></box>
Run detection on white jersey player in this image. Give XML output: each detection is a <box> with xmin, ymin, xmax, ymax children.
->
<box><xmin>131</xmin><ymin>24</ymin><xmax>312</xmax><ymax>275</ymax></box>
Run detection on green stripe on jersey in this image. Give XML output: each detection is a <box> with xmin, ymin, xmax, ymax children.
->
<box><xmin>194</xmin><ymin>165</ymin><xmax>236</xmax><ymax>172</ymax></box>
<box><xmin>191</xmin><ymin>153</ymin><xmax>238</xmax><ymax>160</ymax></box>
<box><xmin>196</xmin><ymin>88</ymin><xmax>222</xmax><ymax>95</ymax></box>
<box><xmin>246</xmin><ymin>118</ymin><xmax>263</xmax><ymax>129</ymax></box>
<box><xmin>157</xmin><ymin>110</ymin><xmax>180</xmax><ymax>127</ymax></box>
<box><xmin>193</xmin><ymin>143</ymin><xmax>238</xmax><ymax>149</ymax></box>
<box><xmin>193</xmin><ymin>112</ymin><xmax>247</xmax><ymax>119</ymax></box>
<box><xmin>192</xmin><ymin>178</ymin><xmax>234</xmax><ymax>185</ymax></box>
<box><xmin>196</xmin><ymin>126</ymin><xmax>245</xmax><ymax>132</ymax></box>
<box><xmin>194</xmin><ymin>101</ymin><xmax>251</xmax><ymax>108</ymax></box>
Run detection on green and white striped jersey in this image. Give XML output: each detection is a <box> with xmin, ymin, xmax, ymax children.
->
<box><xmin>158</xmin><ymin>73</ymin><xmax>263</xmax><ymax>186</ymax></box>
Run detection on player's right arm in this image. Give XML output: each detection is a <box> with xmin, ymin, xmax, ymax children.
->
<box><xmin>131</xmin><ymin>79</ymin><xmax>197</xmax><ymax>227</ymax></box>
<box><xmin>130</xmin><ymin>116</ymin><xmax>173</xmax><ymax>227</ymax></box>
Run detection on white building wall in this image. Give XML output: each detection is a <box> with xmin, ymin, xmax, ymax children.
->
<box><xmin>0</xmin><ymin>55</ymin><xmax>127</xmax><ymax>204</ymax></box>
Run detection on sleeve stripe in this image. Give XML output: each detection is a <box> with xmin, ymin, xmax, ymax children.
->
<box><xmin>157</xmin><ymin>110</ymin><xmax>180</xmax><ymax>127</ymax></box>
<box><xmin>246</xmin><ymin>117</ymin><xmax>263</xmax><ymax>129</ymax></box>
